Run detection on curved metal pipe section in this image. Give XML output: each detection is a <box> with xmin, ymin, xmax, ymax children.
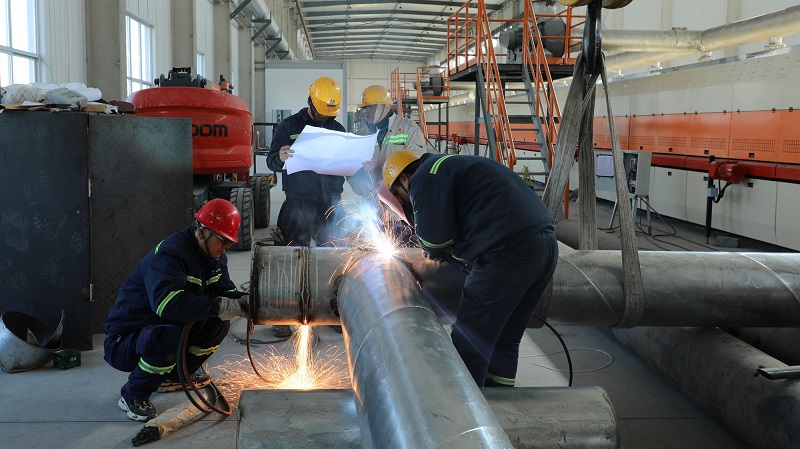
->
<box><xmin>250</xmin><ymin>246</ymin><xmax>800</xmax><ymax>328</ymax></box>
<box><xmin>246</xmin><ymin>0</ymin><xmax>296</xmax><ymax>60</ymax></box>
<box><xmin>250</xmin><ymin>243</ymin><xmax>350</xmax><ymax>325</ymax></box>
<box><xmin>602</xmin><ymin>5</ymin><xmax>800</xmax><ymax>71</ymax></box>
<box><xmin>613</xmin><ymin>326</ymin><xmax>800</xmax><ymax>449</ymax></box>
<box><xmin>338</xmin><ymin>254</ymin><xmax>513</xmax><ymax>449</ymax></box>
<box><xmin>237</xmin><ymin>388</ymin><xmax>620</xmax><ymax>449</ymax></box>
<box><xmin>730</xmin><ymin>327</ymin><xmax>800</xmax><ymax>365</ymax></box>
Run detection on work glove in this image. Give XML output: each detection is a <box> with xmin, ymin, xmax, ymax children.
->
<box><xmin>217</xmin><ymin>295</ymin><xmax>249</xmax><ymax>321</ymax></box>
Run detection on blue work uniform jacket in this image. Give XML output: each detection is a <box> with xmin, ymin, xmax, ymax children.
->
<box><xmin>103</xmin><ymin>228</ymin><xmax>243</xmax><ymax>337</ymax></box>
<box><xmin>267</xmin><ymin>107</ymin><xmax>347</xmax><ymax>203</ymax></box>
<box><xmin>409</xmin><ymin>154</ymin><xmax>554</xmax><ymax>263</ymax></box>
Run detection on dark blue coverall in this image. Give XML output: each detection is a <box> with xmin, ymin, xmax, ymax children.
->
<box><xmin>267</xmin><ymin>108</ymin><xmax>347</xmax><ymax>246</ymax></box>
<box><xmin>409</xmin><ymin>154</ymin><xmax>558</xmax><ymax>387</ymax></box>
<box><xmin>103</xmin><ymin>228</ymin><xmax>244</xmax><ymax>401</ymax></box>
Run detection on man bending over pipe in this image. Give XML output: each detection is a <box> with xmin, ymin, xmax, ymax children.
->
<box><xmin>382</xmin><ymin>151</ymin><xmax>558</xmax><ymax>387</ymax></box>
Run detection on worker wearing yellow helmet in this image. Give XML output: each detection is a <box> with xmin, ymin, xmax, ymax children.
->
<box><xmin>382</xmin><ymin>150</ymin><xmax>558</xmax><ymax>389</ymax></box>
<box><xmin>266</xmin><ymin>76</ymin><xmax>347</xmax><ymax>338</ymax></box>
<box><xmin>349</xmin><ymin>85</ymin><xmax>429</xmax><ymax>199</ymax></box>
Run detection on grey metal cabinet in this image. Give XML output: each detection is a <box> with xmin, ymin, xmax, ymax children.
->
<box><xmin>0</xmin><ymin>112</ymin><xmax>193</xmax><ymax>349</ymax></box>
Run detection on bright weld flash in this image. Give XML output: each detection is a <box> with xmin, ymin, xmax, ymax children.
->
<box><xmin>347</xmin><ymin>201</ymin><xmax>399</xmax><ymax>258</ymax></box>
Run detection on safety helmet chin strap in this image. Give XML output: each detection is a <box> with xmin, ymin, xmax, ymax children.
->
<box><xmin>196</xmin><ymin>227</ymin><xmax>216</xmax><ymax>260</ymax></box>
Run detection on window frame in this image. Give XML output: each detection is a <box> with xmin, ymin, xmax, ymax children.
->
<box><xmin>125</xmin><ymin>14</ymin><xmax>154</xmax><ymax>97</ymax></box>
<box><xmin>0</xmin><ymin>0</ymin><xmax>38</xmax><ymax>85</ymax></box>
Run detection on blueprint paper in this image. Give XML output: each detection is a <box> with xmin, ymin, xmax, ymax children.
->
<box><xmin>284</xmin><ymin>125</ymin><xmax>378</xmax><ymax>176</ymax></box>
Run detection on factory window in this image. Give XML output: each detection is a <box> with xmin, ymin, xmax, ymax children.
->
<box><xmin>126</xmin><ymin>15</ymin><xmax>153</xmax><ymax>96</ymax></box>
<box><xmin>196</xmin><ymin>52</ymin><xmax>205</xmax><ymax>79</ymax></box>
<box><xmin>0</xmin><ymin>0</ymin><xmax>37</xmax><ymax>85</ymax></box>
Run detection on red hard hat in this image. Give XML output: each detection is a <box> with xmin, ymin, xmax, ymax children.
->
<box><xmin>194</xmin><ymin>199</ymin><xmax>241</xmax><ymax>243</ymax></box>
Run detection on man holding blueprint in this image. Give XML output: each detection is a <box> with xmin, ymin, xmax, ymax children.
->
<box><xmin>267</xmin><ymin>77</ymin><xmax>375</xmax><ymax>337</ymax></box>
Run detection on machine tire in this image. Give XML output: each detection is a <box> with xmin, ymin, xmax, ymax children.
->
<box><xmin>230</xmin><ymin>187</ymin><xmax>253</xmax><ymax>251</ymax></box>
<box><xmin>250</xmin><ymin>175</ymin><xmax>271</xmax><ymax>228</ymax></box>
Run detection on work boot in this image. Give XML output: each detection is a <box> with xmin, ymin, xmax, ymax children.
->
<box><xmin>272</xmin><ymin>325</ymin><xmax>293</xmax><ymax>338</ymax></box>
<box><xmin>118</xmin><ymin>396</ymin><xmax>156</xmax><ymax>422</ymax></box>
<box><xmin>157</xmin><ymin>373</ymin><xmax>211</xmax><ymax>393</ymax></box>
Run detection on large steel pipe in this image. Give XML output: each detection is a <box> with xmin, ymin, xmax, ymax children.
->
<box><xmin>250</xmin><ymin>243</ymin><xmax>350</xmax><ymax>325</ymax></box>
<box><xmin>613</xmin><ymin>327</ymin><xmax>800</xmax><ymax>449</ymax></box>
<box><xmin>237</xmin><ymin>388</ymin><xmax>619</xmax><ymax>449</ymax></box>
<box><xmin>250</xmin><ymin>246</ymin><xmax>800</xmax><ymax>328</ymax></box>
<box><xmin>337</xmin><ymin>254</ymin><xmax>513</xmax><ymax>449</ymax></box>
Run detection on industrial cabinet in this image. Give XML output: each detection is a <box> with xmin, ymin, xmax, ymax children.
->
<box><xmin>650</xmin><ymin>167</ymin><xmax>687</xmax><ymax>221</ymax></box>
<box><xmin>0</xmin><ymin>112</ymin><xmax>193</xmax><ymax>349</ymax></box>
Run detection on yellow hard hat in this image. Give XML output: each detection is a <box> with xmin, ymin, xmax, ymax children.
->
<box><xmin>309</xmin><ymin>77</ymin><xmax>341</xmax><ymax>117</ymax></box>
<box><xmin>383</xmin><ymin>150</ymin><xmax>419</xmax><ymax>189</ymax></box>
<box><xmin>359</xmin><ymin>85</ymin><xmax>392</xmax><ymax>108</ymax></box>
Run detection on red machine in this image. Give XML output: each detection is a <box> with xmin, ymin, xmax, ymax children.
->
<box><xmin>128</xmin><ymin>68</ymin><xmax>273</xmax><ymax>250</ymax></box>
<box><xmin>708</xmin><ymin>160</ymin><xmax>747</xmax><ymax>184</ymax></box>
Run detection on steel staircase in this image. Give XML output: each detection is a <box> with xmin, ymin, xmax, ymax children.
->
<box><xmin>446</xmin><ymin>0</ymin><xmax>581</xmax><ymax>203</ymax></box>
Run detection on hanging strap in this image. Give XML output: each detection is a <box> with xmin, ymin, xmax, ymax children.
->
<box><xmin>541</xmin><ymin>2</ymin><xmax>644</xmax><ymax>328</ymax></box>
<box><xmin>599</xmin><ymin>54</ymin><xmax>645</xmax><ymax>328</ymax></box>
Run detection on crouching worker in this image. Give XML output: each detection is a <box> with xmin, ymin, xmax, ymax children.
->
<box><xmin>382</xmin><ymin>151</ymin><xmax>558</xmax><ymax>388</ymax></box>
<box><xmin>103</xmin><ymin>198</ymin><xmax>249</xmax><ymax>422</ymax></box>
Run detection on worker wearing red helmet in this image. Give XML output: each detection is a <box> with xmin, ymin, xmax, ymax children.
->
<box><xmin>382</xmin><ymin>151</ymin><xmax>558</xmax><ymax>388</ymax></box>
<box><xmin>103</xmin><ymin>199</ymin><xmax>249</xmax><ymax>422</ymax></box>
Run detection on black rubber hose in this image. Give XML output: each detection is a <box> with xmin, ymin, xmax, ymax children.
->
<box><xmin>177</xmin><ymin>321</ymin><xmax>232</xmax><ymax>416</ymax></box>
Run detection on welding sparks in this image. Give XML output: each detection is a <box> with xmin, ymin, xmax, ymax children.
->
<box><xmin>210</xmin><ymin>325</ymin><xmax>351</xmax><ymax>406</ymax></box>
<box><xmin>339</xmin><ymin>199</ymin><xmax>408</xmax><ymax>258</ymax></box>
<box><xmin>278</xmin><ymin>325</ymin><xmax>313</xmax><ymax>389</ymax></box>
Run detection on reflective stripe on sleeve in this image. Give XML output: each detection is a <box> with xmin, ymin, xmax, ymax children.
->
<box><xmin>207</xmin><ymin>274</ymin><xmax>222</xmax><ymax>285</ymax></box>
<box><xmin>156</xmin><ymin>290</ymin><xmax>183</xmax><ymax>316</ymax></box>
<box><xmin>418</xmin><ymin>236</ymin><xmax>454</xmax><ymax>249</ymax></box>
<box><xmin>186</xmin><ymin>276</ymin><xmax>202</xmax><ymax>286</ymax></box>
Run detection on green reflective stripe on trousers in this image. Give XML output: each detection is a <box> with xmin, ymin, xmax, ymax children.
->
<box><xmin>186</xmin><ymin>276</ymin><xmax>202</xmax><ymax>286</ymax></box>
<box><xmin>487</xmin><ymin>372</ymin><xmax>515</xmax><ymax>386</ymax></box>
<box><xmin>430</xmin><ymin>154</ymin><xmax>455</xmax><ymax>174</ymax></box>
<box><xmin>138</xmin><ymin>358</ymin><xmax>175</xmax><ymax>375</ymax></box>
<box><xmin>207</xmin><ymin>274</ymin><xmax>222</xmax><ymax>285</ymax></box>
<box><xmin>189</xmin><ymin>344</ymin><xmax>219</xmax><ymax>356</ymax></box>
<box><xmin>386</xmin><ymin>134</ymin><xmax>408</xmax><ymax>144</ymax></box>
<box><xmin>418</xmin><ymin>236</ymin><xmax>454</xmax><ymax>249</ymax></box>
<box><xmin>156</xmin><ymin>290</ymin><xmax>183</xmax><ymax>316</ymax></box>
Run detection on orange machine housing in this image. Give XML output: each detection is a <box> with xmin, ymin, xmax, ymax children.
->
<box><xmin>128</xmin><ymin>85</ymin><xmax>253</xmax><ymax>180</ymax></box>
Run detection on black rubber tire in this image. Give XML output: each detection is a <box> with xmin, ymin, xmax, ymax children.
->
<box><xmin>230</xmin><ymin>187</ymin><xmax>253</xmax><ymax>251</ymax></box>
<box><xmin>250</xmin><ymin>175</ymin><xmax>271</xmax><ymax>228</ymax></box>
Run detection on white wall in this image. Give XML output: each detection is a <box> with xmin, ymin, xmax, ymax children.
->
<box><xmin>347</xmin><ymin>59</ymin><xmax>420</xmax><ymax>111</ymax></box>
<box><xmin>263</xmin><ymin>60</ymin><xmax>347</xmax><ymax>124</ymax></box>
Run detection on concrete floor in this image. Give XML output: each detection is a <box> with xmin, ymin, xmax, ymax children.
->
<box><xmin>2</xmin><ymin>179</ymin><xmax>778</xmax><ymax>449</ymax></box>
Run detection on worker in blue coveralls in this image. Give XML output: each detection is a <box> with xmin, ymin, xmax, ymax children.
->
<box><xmin>103</xmin><ymin>198</ymin><xmax>249</xmax><ymax>421</ymax></box>
<box><xmin>266</xmin><ymin>76</ymin><xmax>349</xmax><ymax>338</ymax></box>
<box><xmin>382</xmin><ymin>151</ymin><xmax>558</xmax><ymax>387</ymax></box>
